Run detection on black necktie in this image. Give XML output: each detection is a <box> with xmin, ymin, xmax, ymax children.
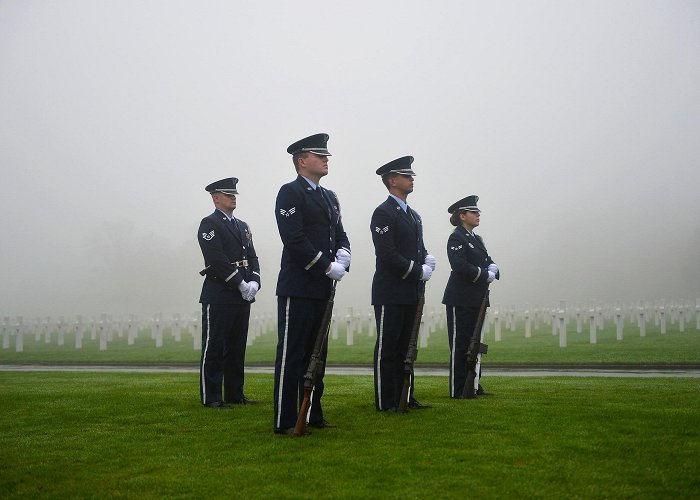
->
<box><xmin>230</xmin><ymin>217</ymin><xmax>242</xmax><ymax>239</ymax></box>
<box><xmin>231</xmin><ymin>217</ymin><xmax>247</xmax><ymax>256</ymax></box>
<box><xmin>406</xmin><ymin>205</ymin><xmax>417</xmax><ymax>226</ymax></box>
<box><xmin>317</xmin><ymin>187</ymin><xmax>331</xmax><ymax>217</ymax></box>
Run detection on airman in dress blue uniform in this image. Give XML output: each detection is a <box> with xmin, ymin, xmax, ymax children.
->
<box><xmin>273</xmin><ymin>133</ymin><xmax>351</xmax><ymax>434</ymax></box>
<box><xmin>442</xmin><ymin>195</ymin><xmax>500</xmax><ymax>398</ymax></box>
<box><xmin>198</xmin><ymin>177</ymin><xmax>261</xmax><ymax>409</ymax></box>
<box><xmin>370</xmin><ymin>156</ymin><xmax>436</xmax><ymax>411</ymax></box>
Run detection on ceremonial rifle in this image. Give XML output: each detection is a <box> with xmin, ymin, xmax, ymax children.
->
<box><xmin>293</xmin><ymin>282</ymin><xmax>337</xmax><ymax>437</ymax></box>
<box><xmin>462</xmin><ymin>290</ymin><xmax>490</xmax><ymax>399</ymax></box>
<box><xmin>397</xmin><ymin>291</ymin><xmax>425</xmax><ymax>413</ymax></box>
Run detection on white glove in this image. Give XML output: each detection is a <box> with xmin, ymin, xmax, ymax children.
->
<box><xmin>326</xmin><ymin>261</ymin><xmax>346</xmax><ymax>281</ymax></box>
<box><xmin>238</xmin><ymin>280</ymin><xmax>253</xmax><ymax>299</ymax></box>
<box><xmin>336</xmin><ymin>248</ymin><xmax>351</xmax><ymax>268</ymax></box>
<box><xmin>487</xmin><ymin>271</ymin><xmax>496</xmax><ymax>283</ymax></box>
<box><xmin>420</xmin><ymin>264</ymin><xmax>433</xmax><ymax>281</ymax></box>
<box><xmin>424</xmin><ymin>254</ymin><xmax>436</xmax><ymax>271</ymax></box>
<box><xmin>244</xmin><ymin>281</ymin><xmax>259</xmax><ymax>301</ymax></box>
<box><xmin>488</xmin><ymin>263</ymin><xmax>499</xmax><ymax>275</ymax></box>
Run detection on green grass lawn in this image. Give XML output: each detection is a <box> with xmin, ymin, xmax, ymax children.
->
<box><xmin>1</xmin><ymin>318</ymin><xmax>699</xmax><ymax>366</ymax></box>
<box><xmin>0</xmin><ymin>372</ymin><xmax>698</xmax><ymax>498</ymax></box>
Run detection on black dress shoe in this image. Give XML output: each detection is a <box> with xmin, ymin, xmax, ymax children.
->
<box><xmin>379</xmin><ymin>406</ymin><xmax>398</xmax><ymax>412</ymax></box>
<box><xmin>274</xmin><ymin>427</ymin><xmax>311</xmax><ymax>436</ymax></box>
<box><xmin>476</xmin><ymin>387</ymin><xmax>494</xmax><ymax>396</ymax></box>
<box><xmin>203</xmin><ymin>401</ymin><xmax>231</xmax><ymax>410</ymax></box>
<box><xmin>408</xmin><ymin>400</ymin><xmax>432</xmax><ymax>409</ymax></box>
<box><xmin>228</xmin><ymin>396</ymin><xmax>259</xmax><ymax>405</ymax></box>
<box><xmin>308</xmin><ymin>419</ymin><xmax>337</xmax><ymax>429</ymax></box>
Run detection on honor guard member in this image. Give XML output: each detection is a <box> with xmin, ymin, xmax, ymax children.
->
<box><xmin>273</xmin><ymin>133</ymin><xmax>351</xmax><ymax>435</ymax></box>
<box><xmin>198</xmin><ymin>177</ymin><xmax>261</xmax><ymax>409</ymax></box>
<box><xmin>370</xmin><ymin>156</ymin><xmax>436</xmax><ymax>411</ymax></box>
<box><xmin>442</xmin><ymin>195</ymin><xmax>499</xmax><ymax>397</ymax></box>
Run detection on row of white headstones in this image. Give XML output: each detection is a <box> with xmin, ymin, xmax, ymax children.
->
<box><xmin>515</xmin><ymin>299</ymin><xmax>700</xmax><ymax>347</ymax></box>
<box><xmin>2</xmin><ymin>299</ymin><xmax>699</xmax><ymax>352</ymax></box>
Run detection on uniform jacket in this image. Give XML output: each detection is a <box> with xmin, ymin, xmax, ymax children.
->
<box><xmin>370</xmin><ymin>196</ymin><xmax>427</xmax><ymax>305</ymax></box>
<box><xmin>198</xmin><ymin>210</ymin><xmax>261</xmax><ymax>304</ymax></box>
<box><xmin>275</xmin><ymin>175</ymin><xmax>350</xmax><ymax>300</ymax></box>
<box><xmin>442</xmin><ymin>226</ymin><xmax>499</xmax><ymax>308</ymax></box>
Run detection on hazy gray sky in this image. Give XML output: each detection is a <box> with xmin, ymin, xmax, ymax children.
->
<box><xmin>1</xmin><ymin>0</ymin><xmax>699</xmax><ymax>319</ymax></box>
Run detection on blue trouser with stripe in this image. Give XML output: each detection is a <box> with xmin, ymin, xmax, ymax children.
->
<box><xmin>200</xmin><ymin>303</ymin><xmax>250</xmax><ymax>405</ymax></box>
<box><xmin>273</xmin><ymin>296</ymin><xmax>328</xmax><ymax>430</ymax></box>
<box><xmin>446</xmin><ymin>305</ymin><xmax>479</xmax><ymax>398</ymax></box>
<box><xmin>373</xmin><ymin>304</ymin><xmax>417</xmax><ymax>410</ymax></box>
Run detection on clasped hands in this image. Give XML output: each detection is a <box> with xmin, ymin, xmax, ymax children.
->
<box><xmin>326</xmin><ymin>248</ymin><xmax>351</xmax><ymax>281</ymax></box>
<box><xmin>487</xmin><ymin>263</ymin><xmax>499</xmax><ymax>283</ymax></box>
<box><xmin>420</xmin><ymin>254</ymin><xmax>437</xmax><ymax>281</ymax></box>
<box><xmin>237</xmin><ymin>280</ymin><xmax>259</xmax><ymax>301</ymax></box>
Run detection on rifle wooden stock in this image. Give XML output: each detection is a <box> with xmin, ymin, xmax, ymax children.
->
<box><xmin>293</xmin><ymin>282</ymin><xmax>337</xmax><ymax>437</ymax></box>
<box><xmin>462</xmin><ymin>291</ymin><xmax>490</xmax><ymax>399</ymax></box>
<box><xmin>397</xmin><ymin>292</ymin><xmax>425</xmax><ymax>413</ymax></box>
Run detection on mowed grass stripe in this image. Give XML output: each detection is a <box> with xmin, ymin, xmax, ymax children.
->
<box><xmin>1</xmin><ymin>372</ymin><xmax>698</xmax><ymax>498</ymax></box>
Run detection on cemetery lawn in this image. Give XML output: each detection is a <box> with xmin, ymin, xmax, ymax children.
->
<box><xmin>1</xmin><ymin>372</ymin><xmax>698</xmax><ymax>498</ymax></box>
<box><xmin>1</xmin><ymin>325</ymin><xmax>699</xmax><ymax>366</ymax></box>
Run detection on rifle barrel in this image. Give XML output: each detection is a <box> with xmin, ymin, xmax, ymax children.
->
<box><xmin>293</xmin><ymin>282</ymin><xmax>337</xmax><ymax>436</ymax></box>
<box><xmin>462</xmin><ymin>291</ymin><xmax>489</xmax><ymax>399</ymax></box>
<box><xmin>398</xmin><ymin>292</ymin><xmax>425</xmax><ymax>413</ymax></box>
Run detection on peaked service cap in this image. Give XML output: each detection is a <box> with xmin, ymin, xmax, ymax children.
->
<box><xmin>205</xmin><ymin>177</ymin><xmax>239</xmax><ymax>195</ymax></box>
<box><xmin>447</xmin><ymin>195</ymin><xmax>480</xmax><ymax>214</ymax></box>
<box><xmin>375</xmin><ymin>156</ymin><xmax>416</xmax><ymax>176</ymax></box>
<box><xmin>287</xmin><ymin>133</ymin><xmax>331</xmax><ymax>156</ymax></box>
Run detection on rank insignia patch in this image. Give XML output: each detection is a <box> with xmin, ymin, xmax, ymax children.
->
<box><xmin>279</xmin><ymin>207</ymin><xmax>296</xmax><ymax>217</ymax></box>
<box><xmin>375</xmin><ymin>226</ymin><xmax>389</xmax><ymax>235</ymax></box>
<box><xmin>202</xmin><ymin>230</ymin><xmax>215</xmax><ymax>241</ymax></box>
<box><xmin>450</xmin><ymin>245</ymin><xmax>462</xmax><ymax>251</ymax></box>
